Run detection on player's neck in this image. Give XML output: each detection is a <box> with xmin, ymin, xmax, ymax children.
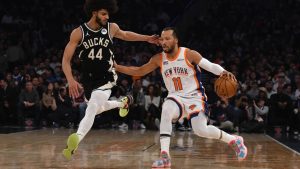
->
<box><xmin>166</xmin><ymin>46</ymin><xmax>180</xmax><ymax>59</ymax></box>
<box><xmin>86</xmin><ymin>20</ymin><xmax>102</xmax><ymax>31</ymax></box>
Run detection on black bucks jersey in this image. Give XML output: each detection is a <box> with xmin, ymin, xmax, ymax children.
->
<box><xmin>77</xmin><ymin>22</ymin><xmax>117</xmax><ymax>92</ymax></box>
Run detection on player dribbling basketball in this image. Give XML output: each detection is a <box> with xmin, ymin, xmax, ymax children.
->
<box><xmin>114</xmin><ymin>27</ymin><xmax>247</xmax><ymax>168</ymax></box>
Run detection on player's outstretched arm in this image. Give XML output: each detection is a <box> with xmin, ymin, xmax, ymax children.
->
<box><xmin>62</xmin><ymin>27</ymin><xmax>83</xmax><ymax>98</ymax></box>
<box><xmin>114</xmin><ymin>54</ymin><xmax>161</xmax><ymax>76</ymax></box>
<box><xmin>110</xmin><ymin>23</ymin><xmax>159</xmax><ymax>45</ymax></box>
<box><xmin>186</xmin><ymin>49</ymin><xmax>236</xmax><ymax>81</ymax></box>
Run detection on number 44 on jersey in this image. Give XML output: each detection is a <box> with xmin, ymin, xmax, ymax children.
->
<box><xmin>88</xmin><ymin>48</ymin><xmax>103</xmax><ymax>60</ymax></box>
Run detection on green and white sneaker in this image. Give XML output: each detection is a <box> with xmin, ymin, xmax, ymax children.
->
<box><xmin>62</xmin><ymin>133</ymin><xmax>79</xmax><ymax>160</ymax></box>
<box><xmin>119</xmin><ymin>95</ymin><xmax>134</xmax><ymax>117</ymax></box>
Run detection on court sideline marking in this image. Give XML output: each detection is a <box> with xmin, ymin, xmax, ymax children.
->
<box><xmin>265</xmin><ymin>134</ymin><xmax>300</xmax><ymax>156</ymax></box>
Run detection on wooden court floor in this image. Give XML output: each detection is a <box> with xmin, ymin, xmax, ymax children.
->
<box><xmin>0</xmin><ymin>128</ymin><xmax>299</xmax><ymax>169</ymax></box>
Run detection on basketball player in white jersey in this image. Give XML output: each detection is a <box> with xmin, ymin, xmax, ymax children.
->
<box><xmin>62</xmin><ymin>0</ymin><xmax>159</xmax><ymax>160</ymax></box>
<box><xmin>114</xmin><ymin>27</ymin><xmax>247</xmax><ymax>168</ymax></box>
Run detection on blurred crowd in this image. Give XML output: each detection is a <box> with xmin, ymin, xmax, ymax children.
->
<box><xmin>0</xmin><ymin>0</ymin><xmax>299</xmax><ymax>134</ymax></box>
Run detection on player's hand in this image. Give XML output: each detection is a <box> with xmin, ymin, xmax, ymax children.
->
<box><xmin>113</xmin><ymin>61</ymin><xmax>119</xmax><ymax>70</ymax></box>
<box><xmin>147</xmin><ymin>34</ymin><xmax>160</xmax><ymax>45</ymax></box>
<box><xmin>68</xmin><ymin>79</ymin><xmax>82</xmax><ymax>99</ymax></box>
<box><xmin>220</xmin><ymin>71</ymin><xmax>237</xmax><ymax>82</ymax></box>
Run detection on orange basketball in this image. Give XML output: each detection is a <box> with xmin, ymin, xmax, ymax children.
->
<box><xmin>214</xmin><ymin>76</ymin><xmax>238</xmax><ymax>98</ymax></box>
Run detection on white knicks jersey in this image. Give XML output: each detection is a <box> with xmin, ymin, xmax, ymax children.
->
<box><xmin>161</xmin><ymin>47</ymin><xmax>207</xmax><ymax>100</ymax></box>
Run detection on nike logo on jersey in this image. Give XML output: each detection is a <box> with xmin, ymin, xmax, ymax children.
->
<box><xmin>189</xmin><ymin>104</ymin><xmax>196</xmax><ymax>110</ymax></box>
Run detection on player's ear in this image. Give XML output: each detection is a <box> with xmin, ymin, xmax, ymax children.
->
<box><xmin>92</xmin><ymin>11</ymin><xmax>97</xmax><ymax>17</ymax></box>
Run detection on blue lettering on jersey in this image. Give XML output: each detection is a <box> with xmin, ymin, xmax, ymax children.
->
<box><xmin>164</xmin><ymin>67</ymin><xmax>188</xmax><ymax>78</ymax></box>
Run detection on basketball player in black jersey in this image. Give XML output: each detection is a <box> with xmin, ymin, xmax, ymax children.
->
<box><xmin>62</xmin><ymin>0</ymin><xmax>159</xmax><ymax>160</ymax></box>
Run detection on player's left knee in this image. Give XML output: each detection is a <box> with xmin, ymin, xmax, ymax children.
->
<box><xmin>193</xmin><ymin>126</ymin><xmax>209</xmax><ymax>137</ymax></box>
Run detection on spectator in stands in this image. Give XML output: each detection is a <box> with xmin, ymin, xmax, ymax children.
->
<box><xmin>12</xmin><ymin>67</ymin><xmax>23</xmax><ymax>86</ymax></box>
<box><xmin>41</xmin><ymin>82</ymin><xmax>57</xmax><ymax>126</ymax></box>
<box><xmin>293</xmin><ymin>74</ymin><xmax>300</xmax><ymax>99</ymax></box>
<box><xmin>32</xmin><ymin>76</ymin><xmax>45</xmax><ymax>99</ymax></box>
<box><xmin>284</xmin><ymin>84</ymin><xmax>297</xmax><ymax>101</ymax></box>
<box><xmin>235</xmin><ymin>95</ymin><xmax>250</xmax><ymax>128</ymax></box>
<box><xmin>265</xmin><ymin>81</ymin><xmax>276</xmax><ymax>99</ymax></box>
<box><xmin>0</xmin><ymin>78</ymin><xmax>19</xmax><ymax>125</ymax></box>
<box><xmin>144</xmin><ymin>84</ymin><xmax>161</xmax><ymax>129</ymax></box>
<box><xmin>18</xmin><ymin>81</ymin><xmax>40</xmax><ymax>126</ymax></box>
<box><xmin>273</xmin><ymin>72</ymin><xmax>291</xmax><ymax>93</ymax></box>
<box><xmin>55</xmin><ymin>86</ymin><xmax>76</xmax><ymax>128</ymax></box>
<box><xmin>210</xmin><ymin>97</ymin><xmax>234</xmax><ymax>132</ymax></box>
<box><xmin>129</xmin><ymin>79</ymin><xmax>146</xmax><ymax>129</ymax></box>
<box><xmin>256</xmin><ymin>87</ymin><xmax>268</xmax><ymax>101</ymax></box>
<box><xmin>119</xmin><ymin>78</ymin><xmax>131</xmax><ymax>95</ymax></box>
<box><xmin>269</xmin><ymin>85</ymin><xmax>293</xmax><ymax>130</ymax></box>
<box><xmin>247</xmin><ymin>80</ymin><xmax>259</xmax><ymax>99</ymax></box>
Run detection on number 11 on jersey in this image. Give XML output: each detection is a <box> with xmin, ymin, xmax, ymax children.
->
<box><xmin>172</xmin><ymin>77</ymin><xmax>183</xmax><ymax>91</ymax></box>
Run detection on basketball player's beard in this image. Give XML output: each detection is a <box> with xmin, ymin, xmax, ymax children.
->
<box><xmin>163</xmin><ymin>45</ymin><xmax>175</xmax><ymax>54</ymax></box>
<box><xmin>95</xmin><ymin>16</ymin><xmax>107</xmax><ymax>27</ymax></box>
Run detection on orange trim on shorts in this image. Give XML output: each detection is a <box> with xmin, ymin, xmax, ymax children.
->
<box><xmin>187</xmin><ymin>110</ymin><xmax>201</xmax><ymax>119</ymax></box>
<box><xmin>166</xmin><ymin>47</ymin><xmax>181</xmax><ymax>61</ymax></box>
<box><xmin>167</xmin><ymin>97</ymin><xmax>185</xmax><ymax>120</ymax></box>
<box><xmin>199</xmin><ymin>96</ymin><xmax>210</xmax><ymax>117</ymax></box>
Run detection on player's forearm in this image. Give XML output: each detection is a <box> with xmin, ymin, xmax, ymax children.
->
<box><xmin>115</xmin><ymin>64</ymin><xmax>145</xmax><ymax>76</ymax></box>
<box><xmin>122</xmin><ymin>31</ymin><xmax>149</xmax><ymax>41</ymax></box>
<box><xmin>62</xmin><ymin>57</ymin><xmax>75</xmax><ymax>82</ymax></box>
<box><xmin>198</xmin><ymin>58</ymin><xmax>225</xmax><ymax>75</ymax></box>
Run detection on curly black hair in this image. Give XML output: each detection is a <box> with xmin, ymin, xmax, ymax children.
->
<box><xmin>84</xmin><ymin>0</ymin><xmax>118</xmax><ymax>18</ymax></box>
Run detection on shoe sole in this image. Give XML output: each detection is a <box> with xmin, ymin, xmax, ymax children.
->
<box><xmin>62</xmin><ymin>133</ymin><xmax>79</xmax><ymax>160</ymax></box>
<box><xmin>151</xmin><ymin>165</ymin><xmax>171</xmax><ymax>168</ymax></box>
<box><xmin>119</xmin><ymin>108</ymin><xmax>128</xmax><ymax>117</ymax></box>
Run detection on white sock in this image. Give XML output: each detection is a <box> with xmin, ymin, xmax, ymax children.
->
<box><xmin>219</xmin><ymin>130</ymin><xmax>236</xmax><ymax>143</ymax></box>
<box><xmin>96</xmin><ymin>101</ymin><xmax>124</xmax><ymax>115</ymax></box>
<box><xmin>160</xmin><ymin>136</ymin><xmax>170</xmax><ymax>155</ymax></box>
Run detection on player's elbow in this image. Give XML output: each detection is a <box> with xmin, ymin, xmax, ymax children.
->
<box><xmin>62</xmin><ymin>56</ymin><xmax>72</xmax><ymax>70</ymax></box>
